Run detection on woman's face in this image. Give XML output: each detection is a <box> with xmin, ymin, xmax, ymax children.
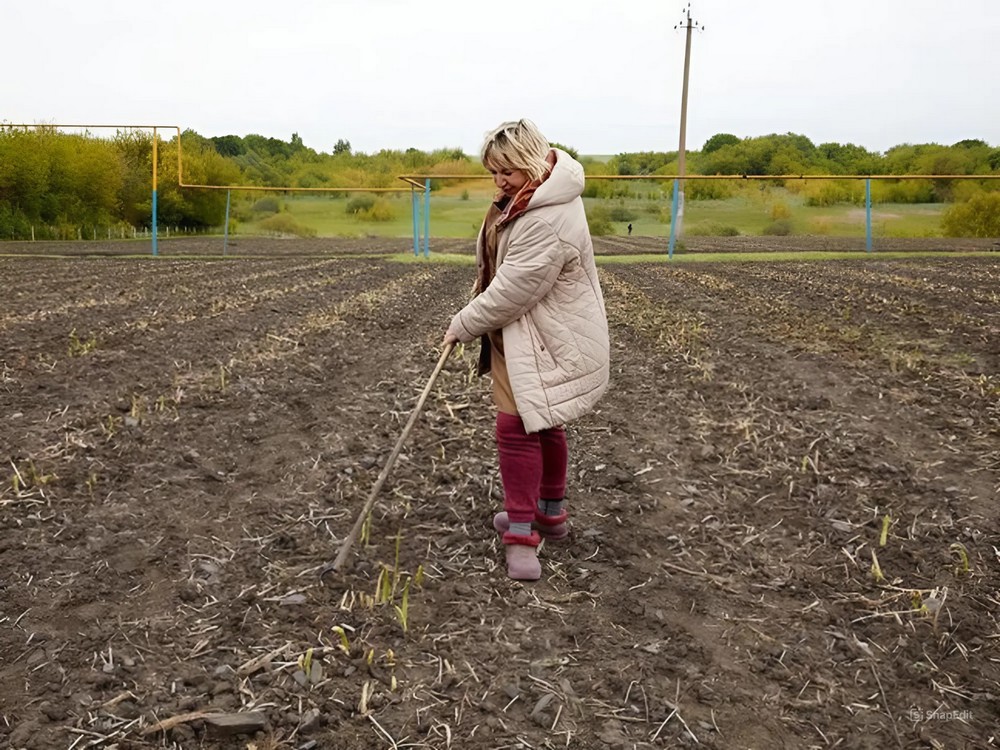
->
<box><xmin>489</xmin><ymin>166</ymin><xmax>529</xmax><ymax>197</ymax></box>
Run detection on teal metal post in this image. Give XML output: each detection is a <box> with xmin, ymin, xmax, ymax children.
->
<box><xmin>151</xmin><ymin>190</ymin><xmax>159</xmax><ymax>257</ymax></box>
<box><xmin>423</xmin><ymin>179</ymin><xmax>431</xmax><ymax>257</ymax></box>
<box><xmin>223</xmin><ymin>189</ymin><xmax>231</xmax><ymax>256</ymax></box>
<box><xmin>411</xmin><ymin>188</ymin><xmax>419</xmax><ymax>256</ymax></box>
<box><xmin>667</xmin><ymin>179</ymin><xmax>680</xmax><ymax>259</ymax></box>
<box><xmin>865</xmin><ymin>178</ymin><xmax>872</xmax><ymax>253</ymax></box>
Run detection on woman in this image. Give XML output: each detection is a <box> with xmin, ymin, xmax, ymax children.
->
<box><xmin>443</xmin><ymin>119</ymin><xmax>610</xmax><ymax>580</ymax></box>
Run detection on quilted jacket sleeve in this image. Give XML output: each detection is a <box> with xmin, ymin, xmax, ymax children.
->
<box><xmin>449</xmin><ymin>216</ymin><xmax>572</xmax><ymax>341</ymax></box>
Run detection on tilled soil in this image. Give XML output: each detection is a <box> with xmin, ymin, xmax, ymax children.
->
<box><xmin>1</xmin><ymin>240</ymin><xmax>998</xmax><ymax>749</ymax></box>
<box><xmin>0</xmin><ymin>234</ymin><xmax>996</xmax><ymax>258</ymax></box>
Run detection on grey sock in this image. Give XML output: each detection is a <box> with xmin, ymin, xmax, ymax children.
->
<box><xmin>509</xmin><ymin>521</ymin><xmax>532</xmax><ymax>536</ymax></box>
<box><xmin>538</xmin><ymin>499</ymin><xmax>564</xmax><ymax>517</ymax></box>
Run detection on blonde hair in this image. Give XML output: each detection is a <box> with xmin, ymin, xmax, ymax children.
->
<box><xmin>480</xmin><ymin>119</ymin><xmax>552</xmax><ymax>182</ymax></box>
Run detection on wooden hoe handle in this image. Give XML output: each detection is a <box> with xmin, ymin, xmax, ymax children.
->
<box><xmin>324</xmin><ymin>342</ymin><xmax>455</xmax><ymax>575</ymax></box>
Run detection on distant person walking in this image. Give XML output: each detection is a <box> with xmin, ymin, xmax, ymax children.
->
<box><xmin>627</xmin><ymin>223</ymin><xmax>633</xmax><ymax>236</ymax></box>
<box><xmin>442</xmin><ymin>119</ymin><xmax>610</xmax><ymax>581</ymax></box>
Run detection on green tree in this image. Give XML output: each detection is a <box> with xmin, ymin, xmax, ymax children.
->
<box><xmin>697</xmin><ymin>142</ymin><xmax>749</xmax><ymax>175</ymax></box>
<box><xmin>702</xmin><ymin>133</ymin><xmax>740</xmax><ymax>154</ymax></box>
<box><xmin>817</xmin><ymin>142</ymin><xmax>881</xmax><ymax>174</ymax></box>
<box><xmin>697</xmin><ymin>133</ymin><xmax>817</xmax><ymax>176</ymax></box>
<box><xmin>550</xmin><ymin>142</ymin><xmax>579</xmax><ymax>160</ymax></box>
<box><xmin>71</xmin><ymin>136</ymin><xmax>123</xmax><ymax>223</ymax></box>
<box><xmin>608</xmin><ymin>151</ymin><xmax>673</xmax><ymax>176</ymax></box>
<box><xmin>211</xmin><ymin>135</ymin><xmax>245</xmax><ymax>157</ymax></box>
<box><xmin>243</xmin><ymin>133</ymin><xmax>296</xmax><ymax>160</ymax></box>
<box><xmin>952</xmin><ymin>139</ymin><xmax>989</xmax><ymax>150</ymax></box>
<box><xmin>154</xmin><ymin>134</ymin><xmax>241</xmax><ymax>228</ymax></box>
<box><xmin>883</xmin><ymin>144</ymin><xmax>933</xmax><ymax>175</ymax></box>
<box><xmin>114</xmin><ymin>130</ymin><xmax>153</xmax><ymax>227</ymax></box>
<box><xmin>346</xmin><ymin>194</ymin><xmax>376</xmax><ymax>214</ymax></box>
<box><xmin>0</xmin><ymin>129</ymin><xmax>49</xmax><ymax>220</ymax></box>
<box><xmin>942</xmin><ymin>192</ymin><xmax>1000</xmax><ymax>237</ymax></box>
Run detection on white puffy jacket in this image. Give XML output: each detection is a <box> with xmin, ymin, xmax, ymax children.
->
<box><xmin>449</xmin><ymin>150</ymin><xmax>610</xmax><ymax>433</ymax></box>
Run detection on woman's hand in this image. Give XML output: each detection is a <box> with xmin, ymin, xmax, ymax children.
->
<box><xmin>442</xmin><ymin>330</ymin><xmax>460</xmax><ymax>346</ymax></box>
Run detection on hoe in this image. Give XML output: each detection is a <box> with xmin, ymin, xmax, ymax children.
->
<box><xmin>321</xmin><ymin>343</ymin><xmax>454</xmax><ymax>578</ymax></box>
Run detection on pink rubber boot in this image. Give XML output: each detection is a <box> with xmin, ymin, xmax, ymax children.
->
<box><xmin>502</xmin><ymin>531</ymin><xmax>542</xmax><ymax>580</ymax></box>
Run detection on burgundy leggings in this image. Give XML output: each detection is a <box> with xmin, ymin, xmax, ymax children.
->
<box><xmin>495</xmin><ymin>412</ymin><xmax>567</xmax><ymax>524</ymax></box>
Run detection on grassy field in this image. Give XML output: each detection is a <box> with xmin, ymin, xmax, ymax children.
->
<box><xmin>236</xmin><ymin>181</ymin><xmax>948</xmax><ymax>240</ymax></box>
<box><xmin>680</xmin><ymin>195</ymin><xmax>946</xmax><ymax>238</ymax></box>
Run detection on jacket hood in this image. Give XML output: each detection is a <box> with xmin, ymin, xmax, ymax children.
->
<box><xmin>527</xmin><ymin>149</ymin><xmax>585</xmax><ymax>211</ymax></box>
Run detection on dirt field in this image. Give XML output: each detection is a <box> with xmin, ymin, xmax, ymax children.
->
<box><xmin>1</xmin><ymin>238</ymin><xmax>998</xmax><ymax>749</ymax></box>
<box><xmin>0</xmin><ymin>234</ymin><xmax>996</xmax><ymax>258</ymax></box>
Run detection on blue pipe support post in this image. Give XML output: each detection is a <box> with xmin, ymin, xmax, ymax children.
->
<box><xmin>667</xmin><ymin>179</ymin><xmax>680</xmax><ymax>259</ymax></box>
<box><xmin>223</xmin><ymin>189</ymin><xmax>231</xmax><ymax>256</ymax></box>
<box><xmin>151</xmin><ymin>190</ymin><xmax>159</xmax><ymax>257</ymax></box>
<box><xmin>411</xmin><ymin>188</ymin><xmax>419</xmax><ymax>256</ymax></box>
<box><xmin>423</xmin><ymin>179</ymin><xmax>431</xmax><ymax>257</ymax></box>
<box><xmin>865</xmin><ymin>178</ymin><xmax>873</xmax><ymax>253</ymax></box>
<box><xmin>151</xmin><ymin>128</ymin><xmax>159</xmax><ymax>257</ymax></box>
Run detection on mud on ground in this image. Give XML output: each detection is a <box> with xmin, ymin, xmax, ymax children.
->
<box><xmin>1</xmin><ymin>241</ymin><xmax>998</xmax><ymax>749</ymax></box>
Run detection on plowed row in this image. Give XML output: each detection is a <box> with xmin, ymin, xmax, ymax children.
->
<box><xmin>1</xmin><ymin>246</ymin><xmax>998</xmax><ymax>749</ymax></box>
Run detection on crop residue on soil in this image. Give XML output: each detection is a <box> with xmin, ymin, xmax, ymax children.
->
<box><xmin>1</xmin><ymin>238</ymin><xmax>998</xmax><ymax>749</ymax></box>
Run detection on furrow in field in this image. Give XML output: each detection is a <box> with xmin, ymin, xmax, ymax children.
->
<box><xmin>599</xmin><ymin>262</ymin><xmax>998</xmax><ymax>748</ymax></box>
<box><xmin>0</xmin><ymin>257</ymin><xmax>361</xmax><ymax>331</ymax></box>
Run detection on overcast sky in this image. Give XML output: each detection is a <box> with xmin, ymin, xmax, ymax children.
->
<box><xmin>5</xmin><ymin>0</ymin><xmax>999</xmax><ymax>156</ymax></box>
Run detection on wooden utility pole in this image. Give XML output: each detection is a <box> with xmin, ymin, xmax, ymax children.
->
<box><xmin>675</xmin><ymin>3</ymin><xmax>702</xmax><ymax>240</ymax></box>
